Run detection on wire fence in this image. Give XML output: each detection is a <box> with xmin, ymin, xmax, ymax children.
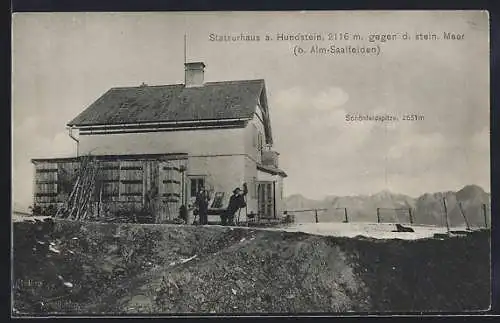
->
<box><xmin>284</xmin><ymin>203</ymin><xmax>491</xmax><ymax>229</ymax></box>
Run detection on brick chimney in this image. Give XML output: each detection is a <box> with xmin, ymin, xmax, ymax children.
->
<box><xmin>184</xmin><ymin>62</ymin><xmax>205</xmax><ymax>87</ymax></box>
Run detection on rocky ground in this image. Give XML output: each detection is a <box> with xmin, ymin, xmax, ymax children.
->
<box><xmin>12</xmin><ymin>219</ymin><xmax>491</xmax><ymax>315</ymax></box>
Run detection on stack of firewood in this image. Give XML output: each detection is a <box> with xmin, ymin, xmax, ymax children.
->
<box><xmin>56</xmin><ymin>155</ymin><xmax>100</xmax><ymax>220</ymax></box>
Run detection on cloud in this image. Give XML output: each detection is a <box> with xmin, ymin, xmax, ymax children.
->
<box><xmin>270</xmin><ymin>84</ymin><xmax>489</xmax><ymax>199</ymax></box>
<box><xmin>273</xmin><ymin>86</ymin><xmax>349</xmax><ymax>113</ymax></box>
<box><xmin>271</xmin><ymin>87</ymin><xmax>384</xmax><ymax>198</ymax></box>
<box><xmin>312</xmin><ymin>87</ymin><xmax>349</xmax><ymax>110</ymax></box>
<box><xmin>469</xmin><ymin>126</ymin><xmax>490</xmax><ymax>153</ymax></box>
<box><xmin>12</xmin><ymin>12</ymin><xmax>489</xmax><ymax>201</ymax></box>
<box><xmin>387</xmin><ymin>128</ymin><xmax>446</xmax><ymax>160</ymax></box>
<box><xmin>272</xmin><ymin>86</ymin><xmax>351</xmax><ymax>132</ymax></box>
<box><xmin>12</xmin><ymin>122</ymin><xmax>76</xmax><ymax>210</ymax></box>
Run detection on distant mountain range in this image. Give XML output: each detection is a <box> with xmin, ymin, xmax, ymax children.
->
<box><xmin>284</xmin><ymin>185</ymin><xmax>491</xmax><ymax>227</ymax></box>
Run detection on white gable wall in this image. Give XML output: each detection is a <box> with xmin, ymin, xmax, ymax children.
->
<box><xmin>76</xmin><ymin>109</ymin><xmax>281</xmax><ymax>222</ymax></box>
<box><xmin>79</xmin><ymin>126</ymin><xmax>251</xmax><ymax>222</ymax></box>
<box><xmin>79</xmin><ymin>128</ymin><xmax>245</xmax><ymax>156</ymax></box>
<box><xmin>244</xmin><ymin>112</ymin><xmax>266</xmax><ymax>164</ymax></box>
<box><xmin>187</xmin><ymin>154</ymin><xmax>245</xmax><ymax>205</ymax></box>
<box><xmin>241</xmin><ymin>112</ymin><xmax>266</xmax><ymax>218</ymax></box>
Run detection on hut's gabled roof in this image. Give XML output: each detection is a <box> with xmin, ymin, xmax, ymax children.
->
<box><xmin>68</xmin><ymin>78</ymin><xmax>273</xmax><ymax>144</ymax></box>
<box><xmin>68</xmin><ymin>79</ymin><xmax>266</xmax><ymax>126</ymax></box>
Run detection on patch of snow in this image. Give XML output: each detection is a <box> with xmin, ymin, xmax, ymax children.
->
<box><xmin>180</xmin><ymin>255</ymin><xmax>197</xmax><ymax>264</ymax></box>
<box><xmin>264</xmin><ymin>222</ymin><xmax>463</xmax><ymax>240</ymax></box>
<box><xmin>49</xmin><ymin>246</ymin><xmax>60</xmax><ymax>253</ymax></box>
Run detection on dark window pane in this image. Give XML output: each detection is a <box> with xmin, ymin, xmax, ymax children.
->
<box><xmin>190</xmin><ymin>179</ymin><xmax>197</xmax><ymax>197</ymax></box>
<box><xmin>190</xmin><ymin>178</ymin><xmax>206</xmax><ymax>198</ymax></box>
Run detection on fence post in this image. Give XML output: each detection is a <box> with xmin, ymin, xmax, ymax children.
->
<box><xmin>408</xmin><ymin>208</ymin><xmax>413</xmax><ymax>224</ymax></box>
<box><xmin>442</xmin><ymin>197</ymin><xmax>450</xmax><ymax>234</ymax></box>
<box><xmin>344</xmin><ymin>208</ymin><xmax>348</xmax><ymax>223</ymax></box>
<box><xmin>376</xmin><ymin>208</ymin><xmax>380</xmax><ymax>223</ymax></box>
<box><xmin>314</xmin><ymin>209</ymin><xmax>319</xmax><ymax>223</ymax></box>
<box><xmin>458</xmin><ymin>202</ymin><xmax>470</xmax><ymax>230</ymax></box>
<box><xmin>483</xmin><ymin>203</ymin><xmax>488</xmax><ymax>228</ymax></box>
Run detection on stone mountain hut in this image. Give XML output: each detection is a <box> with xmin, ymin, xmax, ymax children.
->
<box><xmin>31</xmin><ymin>62</ymin><xmax>287</xmax><ymax>223</ymax></box>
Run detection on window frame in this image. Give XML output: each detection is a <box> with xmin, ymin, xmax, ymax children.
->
<box><xmin>257</xmin><ymin>132</ymin><xmax>263</xmax><ymax>153</ymax></box>
<box><xmin>252</xmin><ymin>124</ymin><xmax>258</xmax><ymax>148</ymax></box>
<box><xmin>189</xmin><ymin>176</ymin><xmax>206</xmax><ymax>198</ymax></box>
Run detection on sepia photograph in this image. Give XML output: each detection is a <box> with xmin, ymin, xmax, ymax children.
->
<box><xmin>11</xmin><ymin>10</ymin><xmax>490</xmax><ymax>316</ymax></box>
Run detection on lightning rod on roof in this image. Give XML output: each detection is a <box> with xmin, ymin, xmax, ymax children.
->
<box><xmin>184</xmin><ymin>34</ymin><xmax>187</xmax><ymax>64</ymax></box>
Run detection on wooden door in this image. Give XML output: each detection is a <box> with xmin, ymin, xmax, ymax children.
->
<box><xmin>257</xmin><ymin>181</ymin><xmax>275</xmax><ymax>219</ymax></box>
<box><xmin>158</xmin><ymin>160</ymin><xmax>184</xmax><ymax>222</ymax></box>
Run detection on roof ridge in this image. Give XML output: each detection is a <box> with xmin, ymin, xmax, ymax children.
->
<box><xmin>205</xmin><ymin>79</ymin><xmax>265</xmax><ymax>84</ymax></box>
<box><xmin>108</xmin><ymin>79</ymin><xmax>265</xmax><ymax>90</ymax></box>
<box><xmin>109</xmin><ymin>84</ymin><xmax>184</xmax><ymax>90</ymax></box>
<box><xmin>67</xmin><ymin>78</ymin><xmax>267</xmax><ymax>127</ymax></box>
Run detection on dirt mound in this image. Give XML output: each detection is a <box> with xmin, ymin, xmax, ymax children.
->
<box><xmin>12</xmin><ymin>220</ymin><xmax>490</xmax><ymax>315</ymax></box>
<box><xmin>126</xmin><ymin>231</ymin><xmax>368</xmax><ymax>313</ymax></box>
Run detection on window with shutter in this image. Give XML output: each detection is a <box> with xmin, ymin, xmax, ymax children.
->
<box><xmin>258</xmin><ymin>132</ymin><xmax>263</xmax><ymax>152</ymax></box>
<box><xmin>252</xmin><ymin>124</ymin><xmax>258</xmax><ymax>148</ymax></box>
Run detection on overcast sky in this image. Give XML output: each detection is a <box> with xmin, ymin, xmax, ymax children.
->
<box><xmin>12</xmin><ymin>11</ymin><xmax>489</xmax><ymax>210</ymax></box>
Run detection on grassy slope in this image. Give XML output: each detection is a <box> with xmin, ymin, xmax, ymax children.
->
<box><xmin>12</xmin><ymin>220</ymin><xmax>490</xmax><ymax>315</ymax></box>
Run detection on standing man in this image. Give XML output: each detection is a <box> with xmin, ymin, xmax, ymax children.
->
<box><xmin>222</xmin><ymin>187</ymin><xmax>247</xmax><ymax>226</ymax></box>
<box><xmin>195</xmin><ymin>187</ymin><xmax>210</xmax><ymax>225</ymax></box>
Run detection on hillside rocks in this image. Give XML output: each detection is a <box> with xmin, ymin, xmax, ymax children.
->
<box><xmin>13</xmin><ymin>221</ymin><xmax>490</xmax><ymax>315</ymax></box>
<box><xmin>285</xmin><ymin>185</ymin><xmax>490</xmax><ymax>227</ymax></box>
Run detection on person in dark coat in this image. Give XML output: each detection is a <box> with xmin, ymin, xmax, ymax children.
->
<box><xmin>222</xmin><ymin>187</ymin><xmax>247</xmax><ymax>226</ymax></box>
<box><xmin>195</xmin><ymin>187</ymin><xmax>210</xmax><ymax>225</ymax></box>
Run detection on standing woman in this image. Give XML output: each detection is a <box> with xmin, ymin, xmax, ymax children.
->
<box><xmin>195</xmin><ymin>187</ymin><xmax>210</xmax><ymax>225</ymax></box>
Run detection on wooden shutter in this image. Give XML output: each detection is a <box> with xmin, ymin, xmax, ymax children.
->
<box><xmin>34</xmin><ymin>162</ymin><xmax>58</xmax><ymax>203</ymax></box>
<box><xmin>120</xmin><ymin>160</ymin><xmax>143</xmax><ymax>202</ymax></box>
<box><xmin>161</xmin><ymin>161</ymin><xmax>182</xmax><ymax>202</ymax></box>
<box><xmin>158</xmin><ymin>160</ymin><xmax>184</xmax><ymax>221</ymax></box>
<box><xmin>101</xmin><ymin>161</ymin><xmax>120</xmax><ymax>201</ymax></box>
